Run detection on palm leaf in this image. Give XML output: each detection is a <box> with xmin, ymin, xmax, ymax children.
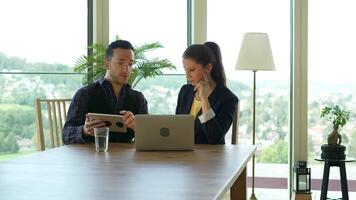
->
<box><xmin>74</xmin><ymin>37</ymin><xmax>176</xmax><ymax>87</ymax></box>
<box><xmin>134</xmin><ymin>42</ymin><xmax>163</xmax><ymax>62</ymax></box>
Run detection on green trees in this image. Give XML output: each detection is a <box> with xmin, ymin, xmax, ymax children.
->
<box><xmin>0</xmin><ymin>133</ymin><xmax>19</xmax><ymax>153</ymax></box>
<box><xmin>0</xmin><ymin>104</ymin><xmax>34</xmax><ymax>153</ymax></box>
<box><xmin>0</xmin><ymin>104</ymin><xmax>34</xmax><ymax>139</ymax></box>
<box><xmin>0</xmin><ymin>52</ymin><xmax>83</xmax><ymax>154</ymax></box>
<box><xmin>349</xmin><ymin>130</ymin><xmax>356</xmax><ymax>158</ymax></box>
<box><xmin>1</xmin><ymin>50</ymin><xmax>355</xmax><ymax>166</ymax></box>
<box><xmin>257</xmin><ymin>139</ymin><xmax>288</xmax><ymax>163</ymax></box>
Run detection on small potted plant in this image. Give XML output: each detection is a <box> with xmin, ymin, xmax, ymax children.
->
<box><xmin>320</xmin><ymin>105</ymin><xmax>350</xmax><ymax>159</ymax></box>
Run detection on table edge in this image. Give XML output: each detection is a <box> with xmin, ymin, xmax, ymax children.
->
<box><xmin>214</xmin><ymin>145</ymin><xmax>257</xmax><ymax>200</ymax></box>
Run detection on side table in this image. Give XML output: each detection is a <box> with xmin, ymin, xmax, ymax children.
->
<box><xmin>315</xmin><ymin>157</ymin><xmax>355</xmax><ymax>200</ymax></box>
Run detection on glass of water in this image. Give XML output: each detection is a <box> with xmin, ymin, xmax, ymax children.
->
<box><xmin>94</xmin><ymin>127</ymin><xmax>109</xmax><ymax>152</ymax></box>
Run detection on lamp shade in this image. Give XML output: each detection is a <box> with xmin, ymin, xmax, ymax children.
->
<box><xmin>236</xmin><ymin>32</ymin><xmax>275</xmax><ymax>71</ymax></box>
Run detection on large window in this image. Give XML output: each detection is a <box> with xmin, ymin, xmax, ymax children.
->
<box><xmin>135</xmin><ymin>75</ymin><xmax>187</xmax><ymax>114</ymax></box>
<box><xmin>207</xmin><ymin>0</ymin><xmax>290</xmax><ymax>199</ymax></box>
<box><xmin>0</xmin><ymin>0</ymin><xmax>87</xmax><ymax>158</ymax></box>
<box><xmin>109</xmin><ymin>0</ymin><xmax>186</xmax><ymax>73</ymax></box>
<box><xmin>109</xmin><ymin>0</ymin><xmax>187</xmax><ymax>114</ymax></box>
<box><xmin>309</xmin><ymin>0</ymin><xmax>356</xmax><ymax>198</ymax></box>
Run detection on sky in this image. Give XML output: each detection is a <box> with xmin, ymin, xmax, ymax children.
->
<box><xmin>1</xmin><ymin>0</ymin><xmax>356</xmax><ymax>84</ymax></box>
<box><xmin>0</xmin><ymin>0</ymin><xmax>87</xmax><ymax>66</ymax></box>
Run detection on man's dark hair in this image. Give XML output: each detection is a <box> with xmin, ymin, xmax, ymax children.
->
<box><xmin>105</xmin><ymin>40</ymin><xmax>134</xmax><ymax>59</ymax></box>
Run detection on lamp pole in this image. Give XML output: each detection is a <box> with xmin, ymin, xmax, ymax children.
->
<box><xmin>250</xmin><ymin>70</ymin><xmax>257</xmax><ymax>200</ymax></box>
<box><xmin>236</xmin><ymin>32</ymin><xmax>275</xmax><ymax>200</ymax></box>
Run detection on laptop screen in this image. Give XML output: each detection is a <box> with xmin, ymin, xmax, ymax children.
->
<box><xmin>135</xmin><ymin>114</ymin><xmax>194</xmax><ymax>150</ymax></box>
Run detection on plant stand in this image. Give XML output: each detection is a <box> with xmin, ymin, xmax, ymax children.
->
<box><xmin>315</xmin><ymin>157</ymin><xmax>355</xmax><ymax>200</ymax></box>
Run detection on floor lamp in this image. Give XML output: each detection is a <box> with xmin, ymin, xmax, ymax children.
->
<box><xmin>235</xmin><ymin>32</ymin><xmax>275</xmax><ymax>200</ymax></box>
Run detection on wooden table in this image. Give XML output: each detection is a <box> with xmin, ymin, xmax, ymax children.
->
<box><xmin>0</xmin><ymin>144</ymin><xmax>256</xmax><ymax>200</ymax></box>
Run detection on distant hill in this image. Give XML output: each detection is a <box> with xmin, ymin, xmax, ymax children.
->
<box><xmin>0</xmin><ymin>52</ymin><xmax>71</xmax><ymax>72</ymax></box>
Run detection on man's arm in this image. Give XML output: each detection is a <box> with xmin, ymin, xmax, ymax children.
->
<box><xmin>63</xmin><ymin>89</ymin><xmax>90</xmax><ymax>144</ymax></box>
<box><xmin>137</xmin><ymin>92</ymin><xmax>148</xmax><ymax>114</ymax></box>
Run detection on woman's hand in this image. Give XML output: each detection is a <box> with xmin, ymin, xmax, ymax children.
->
<box><xmin>194</xmin><ymin>79</ymin><xmax>210</xmax><ymax>102</ymax></box>
<box><xmin>194</xmin><ymin>74</ymin><xmax>216</xmax><ymax>113</ymax></box>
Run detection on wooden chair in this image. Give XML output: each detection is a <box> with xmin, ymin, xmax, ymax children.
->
<box><xmin>231</xmin><ymin>101</ymin><xmax>240</xmax><ymax>145</ymax></box>
<box><xmin>35</xmin><ymin>98</ymin><xmax>71</xmax><ymax>151</ymax></box>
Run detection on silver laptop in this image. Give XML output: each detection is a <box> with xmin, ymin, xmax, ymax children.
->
<box><xmin>135</xmin><ymin>114</ymin><xmax>194</xmax><ymax>150</ymax></box>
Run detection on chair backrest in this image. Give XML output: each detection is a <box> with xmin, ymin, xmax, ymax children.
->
<box><xmin>231</xmin><ymin>101</ymin><xmax>240</xmax><ymax>145</ymax></box>
<box><xmin>35</xmin><ymin>98</ymin><xmax>71</xmax><ymax>151</ymax></box>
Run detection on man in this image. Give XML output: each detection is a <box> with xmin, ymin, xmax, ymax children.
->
<box><xmin>63</xmin><ymin>40</ymin><xmax>148</xmax><ymax>144</ymax></box>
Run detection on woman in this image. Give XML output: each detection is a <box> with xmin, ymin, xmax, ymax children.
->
<box><xmin>176</xmin><ymin>42</ymin><xmax>239</xmax><ymax>144</ymax></box>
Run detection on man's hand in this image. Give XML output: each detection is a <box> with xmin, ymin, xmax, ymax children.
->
<box><xmin>83</xmin><ymin>114</ymin><xmax>106</xmax><ymax>136</ymax></box>
<box><xmin>120</xmin><ymin>110</ymin><xmax>135</xmax><ymax>131</ymax></box>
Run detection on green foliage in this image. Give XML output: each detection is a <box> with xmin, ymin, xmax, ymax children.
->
<box><xmin>0</xmin><ymin>52</ymin><xmax>27</xmax><ymax>71</ymax></box>
<box><xmin>257</xmin><ymin>139</ymin><xmax>288</xmax><ymax>163</ymax></box>
<box><xmin>74</xmin><ymin>43</ymin><xmax>106</xmax><ymax>84</ymax></box>
<box><xmin>0</xmin><ymin>133</ymin><xmax>5</xmax><ymax>152</ymax></box>
<box><xmin>74</xmin><ymin>36</ymin><xmax>176</xmax><ymax>87</ymax></box>
<box><xmin>4</xmin><ymin>133</ymin><xmax>19</xmax><ymax>153</ymax></box>
<box><xmin>0</xmin><ymin>52</ymin><xmax>83</xmax><ymax>106</ymax></box>
<box><xmin>0</xmin><ymin>132</ymin><xmax>19</xmax><ymax>153</ymax></box>
<box><xmin>0</xmin><ymin>104</ymin><xmax>35</xmax><ymax>139</ymax></box>
<box><xmin>0</xmin><ymin>52</ymin><xmax>73</xmax><ymax>72</ymax></box>
<box><xmin>271</xmin><ymin>96</ymin><xmax>288</xmax><ymax>140</ymax></box>
<box><xmin>307</xmin><ymin>134</ymin><xmax>317</xmax><ymax>164</ymax></box>
<box><xmin>134</xmin><ymin>75</ymin><xmax>187</xmax><ymax>114</ymax></box>
<box><xmin>348</xmin><ymin>130</ymin><xmax>356</xmax><ymax>158</ymax></box>
<box><xmin>309</xmin><ymin>101</ymin><xmax>321</xmax><ymax>127</ymax></box>
<box><xmin>0</xmin><ymin>52</ymin><xmax>84</xmax><ymax>153</ymax></box>
<box><xmin>320</xmin><ymin>105</ymin><xmax>350</xmax><ymax>129</ymax></box>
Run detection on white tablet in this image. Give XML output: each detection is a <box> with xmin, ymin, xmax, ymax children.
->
<box><xmin>87</xmin><ymin>113</ymin><xmax>127</xmax><ymax>132</ymax></box>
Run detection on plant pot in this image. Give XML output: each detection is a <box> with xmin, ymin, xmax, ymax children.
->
<box><xmin>321</xmin><ymin>144</ymin><xmax>346</xmax><ymax>159</ymax></box>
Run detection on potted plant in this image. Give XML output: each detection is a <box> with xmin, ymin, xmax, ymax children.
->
<box><xmin>320</xmin><ymin>105</ymin><xmax>350</xmax><ymax>159</ymax></box>
<box><xmin>74</xmin><ymin>37</ymin><xmax>176</xmax><ymax>87</ymax></box>
<box><xmin>320</xmin><ymin>105</ymin><xmax>350</xmax><ymax>145</ymax></box>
